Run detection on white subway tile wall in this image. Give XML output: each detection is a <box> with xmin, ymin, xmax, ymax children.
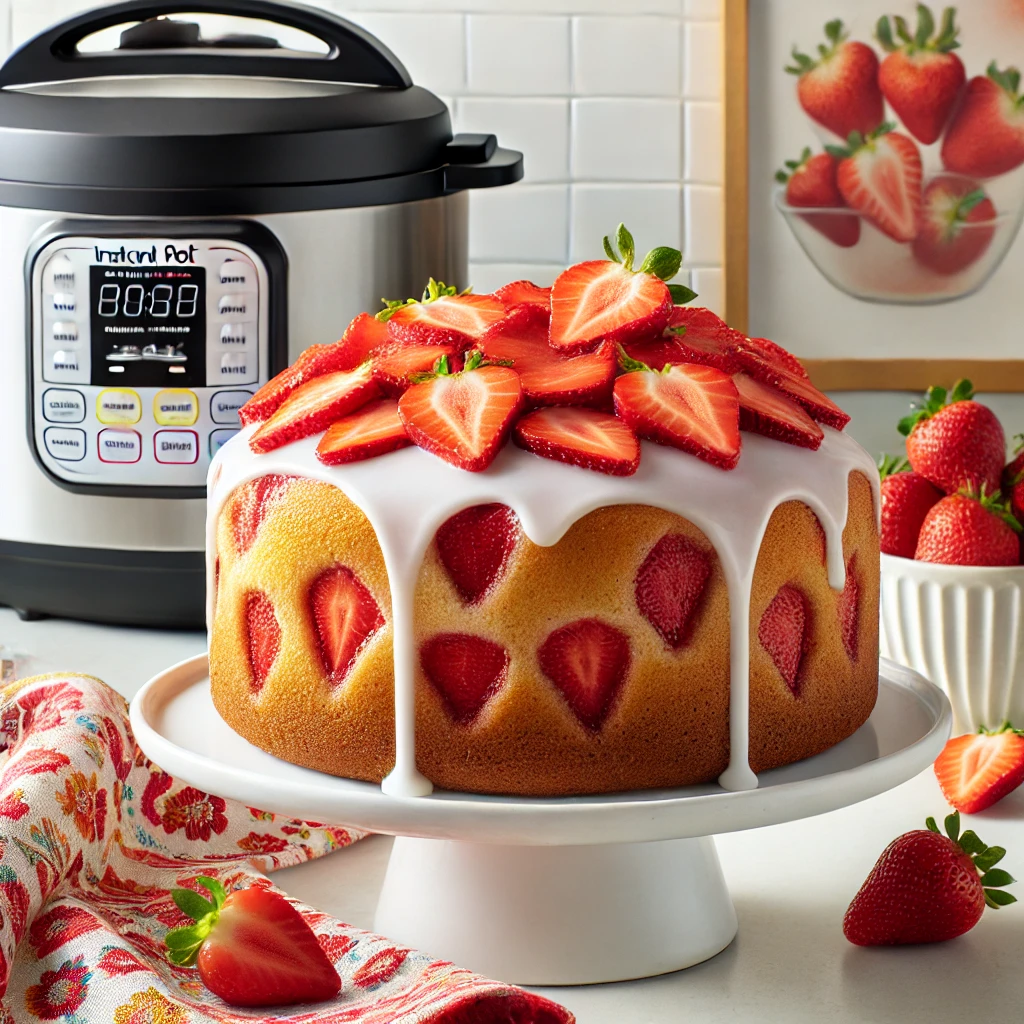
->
<box><xmin>2</xmin><ymin>0</ymin><xmax>725</xmax><ymax>312</ymax></box>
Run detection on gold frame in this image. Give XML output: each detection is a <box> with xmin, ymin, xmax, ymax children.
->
<box><xmin>721</xmin><ymin>0</ymin><xmax>1024</xmax><ymax>392</ymax></box>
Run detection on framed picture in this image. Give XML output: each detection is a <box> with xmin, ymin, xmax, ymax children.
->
<box><xmin>724</xmin><ymin>0</ymin><xmax>1024</xmax><ymax>392</ymax></box>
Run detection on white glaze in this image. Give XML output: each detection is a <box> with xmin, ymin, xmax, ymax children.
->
<box><xmin>207</xmin><ymin>426</ymin><xmax>880</xmax><ymax>797</ymax></box>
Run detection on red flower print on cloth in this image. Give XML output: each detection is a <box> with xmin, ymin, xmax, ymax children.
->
<box><xmin>95</xmin><ymin>946</ymin><xmax>151</xmax><ymax>978</ymax></box>
<box><xmin>55</xmin><ymin>771</ymin><xmax>107</xmax><ymax>843</ymax></box>
<box><xmin>354</xmin><ymin>948</ymin><xmax>410</xmax><ymax>989</ymax></box>
<box><xmin>29</xmin><ymin>904</ymin><xmax>102</xmax><ymax>960</ymax></box>
<box><xmin>15</xmin><ymin>682</ymin><xmax>85</xmax><ymax>737</ymax></box>
<box><xmin>24</xmin><ymin>954</ymin><xmax>92</xmax><ymax>1019</ymax></box>
<box><xmin>235</xmin><ymin>831</ymin><xmax>289</xmax><ymax>855</ymax></box>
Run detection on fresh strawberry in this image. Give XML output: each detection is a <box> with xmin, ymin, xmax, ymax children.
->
<box><xmin>514</xmin><ymin>406</ymin><xmax>640</xmax><ymax>476</ymax></box>
<box><xmin>912</xmin><ymin>176</ymin><xmax>997</xmax><ymax>276</ymax></box>
<box><xmin>385</xmin><ymin>279</ymin><xmax>505</xmax><ymax>349</ymax></box>
<box><xmin>827</xmin><ymin>124</ymin><xmax>922</xmax><ymax>243</ymax></box>
<box><xmin>335</xmin><ymin>311</ymin><xmax>389</xmax><ymax>368</ymax></box>
<box><xmin>315</xmin><ymin>399</ymin><xmax>410</xmax><ymax>466</ymax></box>
<box><xmin>839</xmin><ymin>555</ymin><xmax>859</xmax><ymax>661</ymax></box>
<box><xmin>667</xmin><ymin>305</ymin><xmax>733</xmax><ymax>334</ymax></box>
<box><xmin>249</xmin><ymin>363</ymin><xmax>380</xmax><ymax>455</ymax></box>
<box><xmin>165</xmin><ymin>877</ymin><xmax>340</xmax><ymax>1007</ymax></box>
<box><xmin>733</xmin><ymin>372</ymin><xmax>824</xmax><ymax>450</ymax></box>
<box><xmin>877</xmin><ymin>454</ymin><xmax>943</xmax><ymax>558</ymax></box>
<box><xmin>372</xmin><ymin>343</ymin><xmax>461</xmax><ymax>397</ymax></box>
<box><xmin>420</xmin><ymin>633</ymin><xmax>509</xmax><ymax>723</ymax></box>
<box><xmin>435</xmin><ymin>504</ymin><xmax>519</xmax><ymax>604</ymax></box>
<box><xmin>1003</xmin><ymin>435</ymin><xmax>1024</xmax><ymax>523</ymax></box>
<box><xmin>776</xmin><ymin>148</ymin><xmax>860</xmax><ymax>248</ymax></box>
<box><xmin>537</xmin><ymin>619</ymin><xmax>631</xmax><ymax>730</ymax></box>
<box><xmin>397</xmin><ymin>351</ymin><xmax>523</xmax><ymax>472</ymax></box>
<box><xmin>231</xmin><ymin>475</ymin><xmax>294</xmax><ymax>554</ymax></box>
<box><xmin>494</xmin><ymin>279</ymin><xmax>551</xmax><ymax>308</ymax></box>
<box><xmin>549</xmin><ymin>225</ymin><xmax>682</xmax><ymax>354</ymax></box>
<box><xmin>613</xmin><ymin>351</ymin><xmax>741</xmax><ymax>470</ymax></box>
<box><xmin>622</xmin><ymin>309</ymin><xmax>741</xmax><ymax>375</ymax></box>
<box><xmin>245</xmin><ymin>592</ymin><xmax>279</xmax><ymax>693</ymax></box>
<box><xmin>899</xmin><ymin>379</ymin><xmax>1005</xmax><ymax>494</ymax></box>
<box><xmin>621</xmin><ymin>335</ymin><xmax>700</xmax><ymax>372</ymax></box>
<box><xmin>240</xmin><ymin>345</ymin><xmax>353</xmax><ymax>427</ymax></box>
<box><xmin>758</xmin><ymin>585</ymin><xmax>808</xmax><ymax>695</ymax></box>
<box><xmin>310</xmin><ymin>565</ymin><xmax>385</xmax><ymax>685</ymax></box>
<box><xmin>915</xmin><ymin>487</ymin><xmax>1021</xmax><ymax>566</ymax></box>
<box><xmin>935</xmin><ymin>722</ymin><xmax>1024</xmax><ymax>813</ymax></box>
<box><xmin>734</xmin><ymin>336</ymin><xmax>808</xmax><ymax>378</ymax></box>
<box><xmin>733</xmin><ymin>349</ymin><xmax>850</xmax><ymax>430</ymax></box>
<box><xmin>786</xmin><ymin>20</ymin><xmax>884</xmax><ymax>139</ymax></box>
<box><xmin>843</xmin><ymin>811</ymin><xmax>1016</xmax><ymax>946</ymax></box>
<box><xmin>876</xmin><ymin>5</ymin><xmax>966</xmax><ymax>145</ymax></box>
<box><xmin>942</xmin><ymin>63</ymin><xmax>1024</xmax><ymax>179</ymax></box>
<box><xmin>634</xmin><ymin>533</ymin><xmax>711</xmax><ymax>649</ymax></box>
<box><xmin>481</xmin><ymin>303</ymin><xmax>615</xmax><ymax>408</ymax></box>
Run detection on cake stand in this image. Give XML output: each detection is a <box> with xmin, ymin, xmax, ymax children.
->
<box><xmin>130</xmin><ymin>655</ymin><xmax>950</xmax><ymax>986</ymax></box>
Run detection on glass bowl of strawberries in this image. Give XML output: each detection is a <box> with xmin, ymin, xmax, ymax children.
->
<box><xmin>878</xmin><ymin>380</ymin><xmax>1024</xmax><ymax>731</ymax></box>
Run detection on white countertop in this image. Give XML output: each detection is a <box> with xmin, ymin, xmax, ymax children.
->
<box><xmin>2</xmin><ymin>606</ymin><xmax>1022</xmax><ymax>1022</ymax></box>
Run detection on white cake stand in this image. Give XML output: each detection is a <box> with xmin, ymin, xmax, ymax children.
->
<box><xmin>130</xmin><ymin>655</ymin><xmax>950</xmax><ymax>986</ymax></box>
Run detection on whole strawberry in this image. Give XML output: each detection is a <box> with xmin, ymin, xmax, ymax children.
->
<box><xmin>915</xmin><ymin>487</ymin><xmax>1021</xmax><ymax>566</ymax></box>
<box><xmin>899</xmin><ymin>379</ymin><xmax>1005</xmax><ymax>495</ymax></box>
<box><xmin>1003</xmin><ymin>435</ymin><xmax>1024</xmax><ymax>523</ymax></box>
<box><xmin>776</xmin><ymin>148</ymin><xmax>860</xmax><ymax>248</ymax></box>
<box><xmin>844</xmin><ymin>812</ymin><xmax>1015</xmax><ymax>946</ymax></box>
<box><xmin>878</xmin><ymin>454</ymin><xmax>942</xmax><ymax>558</ymax></box>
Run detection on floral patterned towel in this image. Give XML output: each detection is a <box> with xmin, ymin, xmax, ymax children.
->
<box><xmin>0</xmin><ymin>674</ymin><xmax>572</xmax><ymax>1024</ymax></box>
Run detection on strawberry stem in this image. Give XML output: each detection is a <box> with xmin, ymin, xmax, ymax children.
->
<box><xmin>377</xmin><ymin>279</ymin><xmax>464</xmax><ymax>322</ymax></box>
<box><xmin>877</xmin><ymin>453</ymin><xmax>909</xmax><ymax>479</ymax></box>
<box><xmin>924</xmin><ymin>812</ymin><xmax>1017</xmax><ymax>909</ymax></box>
<box><xmin>988</xmin><ymin>61</ymin><xmax>1024</xmax><ymax>108</ymax></box>
<box><xmin>898</xmin><ymin>378</ymin><xmax>975</xmax><ymax>436</ymax></box>
<box><xmin>877</xmin><ymin>5</ymin><xmax>960</xmax><ymax>55</ymax></box>
<box><xmin>165</xmin><ymin>876</ymin><xmax>228</xmax><ymax>967</ymax></box>
<box><xmin>601</xmin><ymin>223</ymin><xmax>685</xmax><ymax>289</ymax></box>
<box><xmin>785</xmin><ymin>19</ymin><xmax>847</xmax><ymax>75</ymax></box>
<box><xmin>956</xmin><ymin>483</ymin><xmax>1022</xmax><ymax>533</ymax></box>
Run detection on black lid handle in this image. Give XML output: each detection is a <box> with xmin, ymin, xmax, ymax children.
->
<box><xmin>0</xmin><ymin>0</ymin><xmax>412</xmax><ymax>89</ymax></box>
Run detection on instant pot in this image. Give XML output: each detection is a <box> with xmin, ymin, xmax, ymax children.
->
<box><xmin>0</xmin><ymin>0</ymin><xmax>522</xmax><ymax>627</ymax></box>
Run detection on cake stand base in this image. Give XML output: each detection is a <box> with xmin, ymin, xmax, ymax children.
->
<box><xmin>375</xmin><ymin>835</ymin><xmax>736</xmax><ymax>985</ymax></box>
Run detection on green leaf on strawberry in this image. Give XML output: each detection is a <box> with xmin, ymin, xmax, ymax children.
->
<box><xmin>898</xmin><ymin>378</ymin><xmax>974</xmax><ymax>436</ymax></box>
<box><xmin>877</xmin><ymin>453</ymin><xmax>910</xmax><ymax>479</ymax></box>
<box><xmin>877</xmin><ymin>4</ymin><xmax>960</xmax><ymax>55</ymax></box>
<box><xmin>377</xmin><ymin>278</ymin><xmax>468</xmax><ymax>322</ymax></box>
<box><xmin>667</xmin><ymin>283</ymin><xmax>698</xmax><ymax>305</ymax></box>
<box><xmin>957</xmin><ymin>483</ymin><xmax>1023</xmax><ymax>533</ymax></box>
<box><xmin>166</xmin><ymin>876</ymin><xmax>228</xmax><ymax>967</ymax></box>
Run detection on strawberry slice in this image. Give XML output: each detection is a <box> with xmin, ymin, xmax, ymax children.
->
<box><xmin>372</xmin><ymin>343</ymin><xmax>461</xmax><ymax>396</ymax></box>
<box><xmin>514</xmin><ymin>407</ymin><xmax>640</xmax><ymax>476</ymax></box>
<box><xmin>758</xmin><ymin>585</ymin><xmax>808</xmax><ymax>695</ymax></box>
<box><xmin>165</xmin><ymin>877</ymin><xmax>340</xmax><ymax>1007</ymax></box>
<box><xmin>436</xmin><ymin>504</ymin><xmax>519</xmax><ymax>604</ymax></box>
<box><xmin>613</xmin><ymin>353</ymin><xmax>741</xmax><ymax>470</ymax></box>
<box><xmin>240</xmin><ymin>345</ymin><xmax>352</xmax><ymax>427</ymax></box>
<box><xmin>397</xmin><ymin>351</ymin><xmax>523</xmax><ymax>472</ymax></box>
<box><xmin>934</xmin><ymin>723</ymin><xmax>1024</xmax><ymax>814</ymax></box>
<box><xmin>315</xmin><ymin>399</ymin><xmax>410</xmax><ymax>466</ymax></box>
<box><xmin>839</xmin><ymin>555</ymin><xmax>859</xmax><ymax>661</ymax></box>
<box><xmin>732</xmin><ymin>349</ymin><xmax>850</xmax><ymax>430</ymax></box>
<box><xmin>231</xmin><ymin>475</ymin><xmax>294</xmax><ymax>554</ymax></box>
<box><xmin>735</xmin><ymin>335</ymin><xmax>808</xmax><ymax>378</ymax></box>
<box><xmin>310</xmin><ymin>565</ymin><xmax>385</xmax><ymax>686</ymax></box>
<box><xmin>734</xmin><ymin>372</ymin><xmax>824</xmax><ymax>450</ymax></box>
<box><xmin>420</xmin><ymin>633</ymin><xmax>510</xmax><ymax>723</ymax></box>
<box><xmin>336</xmin><ymin>311</ymin><xmax>389</xmax><ymax>368</ymax></box>
<box><xmin>494</xmin><ymin>279</ymin><xmax>552</xmax><ymax>308</ymax></box>
<box><xmin>245</xmin><ymin>592</ymin><xmax>280</xmax><ymax>694</ymax></box>
<box><xmin>386</xmin><ymin>279</ymin><xmax>505</xmax><ymax>349</ymax></box>
<box><xmin>634</xmin><ymin>533</ymin><xmax>712</xmax><ymax>649</ymax></box>
<box><xmin>668</xmin><ymin>305</ymin><xmax>740</xmax><ymax>337</ymax></box>
<box><xmin>249</xmin><ymin>363</ymin><xmax>380</xmax><ymax>454</ymax></box>
<box><xmin>481</xmin><ymin>304</ymin><xmax>614</xmax><ymax>408</ymax></box>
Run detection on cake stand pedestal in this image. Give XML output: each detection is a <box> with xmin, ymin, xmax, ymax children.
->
<box><xmin>131</xmin><ymin>655</ymin><xmax>950</xmax><ymax>986</ymax></box>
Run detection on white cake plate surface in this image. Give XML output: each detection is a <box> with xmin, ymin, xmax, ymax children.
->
<box><xmin>130</xmin><ymin>655</ymin><xmax>950</xmax><ymax>985</ymax></box>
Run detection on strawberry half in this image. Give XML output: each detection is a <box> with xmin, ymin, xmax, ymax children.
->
<box><xmin>385</xmin><ymin>279</ymin><xmax>505</xmax><ymax>349</ymax></box>
<box><xmin>514</xmin><ymin>406</ymin><xmax>640</xmax><ymax>476</ymax></box>
<box><xmin>494</xmin><ymin>279</ymin><xmax>552</xmax><ymax>308</ymax></box>
<box><xmin>421</xmin><ymin>633</ymin><xmax>510</xmax><ymax>724</ymax></box>
<box><xmin>249</xmin><ymin>362</ymin><xmax>380</xmax><ymax>454</ymax></box>
<box><xmin>613</xmin><ymin>350</ymin><xmax>741</xmax><ymax>470</ymax></box>
<box><xmin>436</xmin><ymin>504</ymin><xmax>519</xmax><ymax>603</ymax></box>
<box><xmin>310</xmin><ymin>565</ymin><xmax>385</xmax><ymax>686</ymax></box>
<box><xmin>397</xmin><ymin>351</ymin><xmax>523</xmax><ymax>472</ymax></box>
<box><xmin>734</xmin><ymin>372</ymin><xmax>824</xmax><ymax>450</ymax></box>
<box><xmin>372</xmin><ymin>343</ymin><xmax>461</xmax><ymax>397</ymax></box>
<box><xmin>934</xmin><ymin>722</ymin><xmax>1024</xmax><ymax>814</ymax></box>
<box><xmin>165</xmin><ymin>877</ymin><xmax>341</xmax><ymax>1007</ymax></box>
<box><xmin>732</xmin><ymin>349</ymin><xmax>850</xmax><ymax>430</ymax></box>
<box><xmin>316</xmin><ymin>399</ymin><xmax>410</xmax><ymax>466</ymax></box>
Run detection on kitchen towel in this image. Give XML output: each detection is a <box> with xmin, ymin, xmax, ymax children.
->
<box><xmin>0</xmin><ymin>673</ymin><xmax>572</xmax><ymax>1023</ymax></box>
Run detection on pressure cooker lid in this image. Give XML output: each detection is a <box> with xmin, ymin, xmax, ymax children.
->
<box><xmin>0</xmin><ymin>0</ymin><xmax>521</xmax><ymax>193</ymax></box>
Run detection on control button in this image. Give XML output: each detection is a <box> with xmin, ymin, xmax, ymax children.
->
<box><xmin>210</xmin><ymin>428</ymin><xmax>239</xmax><ymax>456</ymax></box>
<box><xmin>98</xmin><ymin>428</ymin><xmax>142</xmax><ymax>463</ymax></box>
<box><xmin>210</xmin><ymin>390</ymin><xmax>252</xmax><ymax>424</ymax></box>
<box><xmin>219</xmin><ymin>323</ymin><xmax>251</xmax><ymax>346</ymax></box>
<box><xmin>47</xmin><ymin>257</ymin><xmax>75</xmax><ymax>291</ymax></box>
<box><xmin>97</xmin><ymin>388</ymin><xmax>142</xmax><ymax>425</ymax></box>
<box><xmin>218</xmin><ymin>352</ymin><xmax>255</xmax><ymax>380</ymax></box>
<box><xmin>43</xmin><ymin>426</ymin><xmax>86</xmax><ymax>462</ymax></box>
<box><xmin>218</xmin><ymin>294</ymin><xmax>252</xmax><ymax>317</ymax></box>
<box><xmin>51</xmin><ymin>322</ymin><xmax>79</xmax><ymax>344</ymax></box>
<box><xmin>153</xmin><ymin>389</ymin><xmax>199</xmax><ymax>426</ymax></box>
<box><xmin>50</xmin><ymin>350</ymin><xmax>82</xmax><ymax>375</ymax></box>
<box><xmin>219</xmin><ymin>260</ymin><xmax>252</xmax><ymax>288</ymax></box>
<box><xmin>51</xmin><ymin>292</ymin><xmax>76</xmax><ymax>313</ymax></box>
<box><xmin>154</xmin><ymin>429</ymin><xmax>199</xmax><ymax>464</ymax></box>
<box><xmin>42</xmin><ymin>388</ymin><xmax>86</xmax><ymax>424</ymax></box>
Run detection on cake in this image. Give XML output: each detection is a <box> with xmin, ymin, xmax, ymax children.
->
<box><xmin>207</xmin><ymin>229</ymin><xmax>880</xmax><ymax>798</ymax></box>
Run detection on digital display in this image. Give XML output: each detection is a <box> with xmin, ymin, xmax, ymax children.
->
<box><xmin>89</xmin><ymin>265</ymin><xmax>206</xmax><ymax>386</ymax></box>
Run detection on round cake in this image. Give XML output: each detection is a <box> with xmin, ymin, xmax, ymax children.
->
<box><xmin>206</xmin><ymin>237</ymin><xmax>881</xmax><ymax>798</ymax></box>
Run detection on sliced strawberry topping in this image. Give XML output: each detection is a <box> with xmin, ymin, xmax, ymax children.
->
<box><xmin>397</xmin><ymin>353</ymin><xmax>523</xmax><ymax>472</ymax></box>
<box><xmin>336</xmin><ymin>311</ymin><xmax>389</xmax><ymax>369</ymax></box>
<box><xmin>245</xmin><ymin>591</ymin><xmax>280</xmax><ymax>693</ymax></box>
<box><xmin>494</xmin><ymin>279</ymin><xmax>552</xmax><ymax>308</ymax></box>
<box><xmin>758</xmin><ymin>585</ymin><xmax>808</xmax><ymax>695</ymax></box>
<box><xmin>737</xmin><ymin>335</ymin><xmax>808</xmax><ymax>378</ymax></box>
<box><xmin>538</xmin><ymin>619</ymin><xmax>631</xmax><ymax>731</ymax></box>
<box><xmin>613</xmin><ymin>358</ymin><xmax>741</xmax><ymax>470</ymax></box>
<box><xmin>514</xmin><ymin>406</ymin><xmax>640</xmax><ymax>476</ymax></box>
<box><xmin>386</xmin><ymin>281</ymin><xmax>505</xmax><ymax>349</ymax></box>
<box><xmin>634</xmin><ymin>534</ymin><xmax>712</xmax><ymax>649</ymax></box>
<box><xmin>239</xmin><ymin>344</ymin><xmax>355</xmax><ymax>427</ymax></box>
<box><xmin>372</xmin><ymin>342</ymin><xmax>460</xmax><ymax>396</ymax></box>
<box><xmin>231</xmin><ymin>475</ymin><xmax>294</xmax><ymax>554</ymax></box>
<box><xmin>733</xmin><ymin>349</ymin><xmax>850</xmax><ymax>430</ymax></box>
<box><xmin>249</xmin><ymin>363</ymin><xmax>380</xmax><ymax>454</ymax></box>
<box><xmin>436</xmin><ymin>504</ymin><xmax>519</xmax><ymax>604</ymax></box>
<box><xmin>839</xmin><ymin>555</ymin><xmax>859</xmax><ymax>662</ymax></box>
<box><xmin>420</xmin><ymin>633</ymin><xmax>509</xmax><ymax>724</ymax></box>
<box><xmin>734</xmin><ymin>372</ymin><xmax>824</xmax><ymax>450</ymax></box>
<box><xmin>310</xmin><ymin>565</ymin><xmax>385</xmax><ymax>686</ymax></box>
<box><xmin>315</xmin><ymin>399</ymin><xmax>410</xmax><ymax>466</ymax></box>
<box><xmin>621</xmin><ymin>335</ymin><xmax>693</xmax><ymax>370</ymax></box>
<box><xmin>934</xmin><ymin>723</ymin><xmax>1024</xmax><ymax>814</ymax></box>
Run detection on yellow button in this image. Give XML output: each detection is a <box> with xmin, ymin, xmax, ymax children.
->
<box><xmin>96</xmin><ymin>388</ymin><xmax>141</xmax><ymax>425</ymax></box>
<box><xmin>154</xmin><ymin>389</ymin><xmax>199</xmax><ymax>426</ymax></box>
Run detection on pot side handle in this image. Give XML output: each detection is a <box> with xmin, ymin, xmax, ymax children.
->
<box><xmin>444</xmin><ymin>134</ymin><xmax>525</xmax><ymax>191</ymax></box>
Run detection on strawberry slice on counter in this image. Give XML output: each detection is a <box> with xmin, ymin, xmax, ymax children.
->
<box><xmin>316</xmin><ymin>399</ymin><xmax>411</xmax><ymax>466</ymax></box>
<box><xmin>732</xmin><ymin>349</ymin><xmax>850</xmax><ymax>430</ymax></box>
<box><xmin>372</xmin><ymin>342</ymin><xmax>462</xmax><ymax>396</ymax></box>
<box><xmin>734</xmin><ymin>372</ymin><xmax>824</xmax><ymax>450</ymax></box>
<box><xmin>912</xmin><ymin>176</ymin><xmax>997</xmax><ymax>276</ymax></box>
<box><xmin>249</xmin><ymin>362</ymin><xmax>380</xmax><ymax>454</ymax></box>
<box><xmin>776</xmin><ymin>147</ymin><xmax>861</xmax><ymax>248</ymax></box>
<box><xmin>613</xmin><ymin>350</ymin><xmax>740</xmax><ymax>470</ymax></box>
<box><xmin>165</xmin><ymin>877</ymin><xmax>341</xmax><ymax>1007</ymax></box>
<box><xmin>385</xmin><ymin>278</ymin><xmax>505</xmax><ymax>349</ymax></box>
<box><xmin>398</xmin><ymin>350</ymin><xmax>523</xmax><ymax>471</ymax></box>
<box><xmin>494</xmin><ymin>279</ymin><xmax>552</xmax><ymax>308</ymax></box>
<box><xmin>514</xmin><ymin>406</ymin><xmax>640</xmax><ymax>476</ymax></box>
<box><xmin>934</xmin><ymin>722</ymin><xmax>1024</xmax><ymax>814</ymax></box>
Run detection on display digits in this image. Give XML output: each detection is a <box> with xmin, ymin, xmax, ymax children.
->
<box><xmin>176</xmin><ymin>284</ymin><xmax>199</xmax><ymax>318</ymax></box>
<box><xmin>97</xmin><ymin>283</ymin><xmax>120</xmax><ymax>317</ymax></box>
<box><xmin>95</xmin><ymin>280</ymin><xmax>199</xmax><ymax>318</ymax></box>
<box><xmin>149</xmin><ymin>284</ymin><xmax>173</xmax><ymax>317</ymax></box>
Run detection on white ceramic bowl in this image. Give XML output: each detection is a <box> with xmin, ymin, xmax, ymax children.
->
<box><xmin>880</xmin><ymin>553</ymin><xmax>1024</xmax><ymax>732</ymax></box>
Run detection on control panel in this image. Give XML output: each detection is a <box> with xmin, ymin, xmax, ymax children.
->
<box><xmin>29</xmin><ymin>234</ymin><xmax>274</xmax><ymax>492</ymax></box>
